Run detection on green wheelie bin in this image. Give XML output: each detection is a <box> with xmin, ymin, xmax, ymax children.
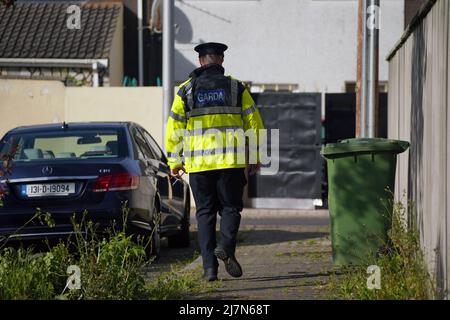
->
<box><xmin>321</xmin><ymin>138</ymin><xmax>410</xmax><ymax>266</ymax></box>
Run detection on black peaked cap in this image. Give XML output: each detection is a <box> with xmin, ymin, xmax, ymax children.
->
<box><xmin>194</xmin><ymin>42</ymin><xmax>228</xmax><ymax>57</ymax></box>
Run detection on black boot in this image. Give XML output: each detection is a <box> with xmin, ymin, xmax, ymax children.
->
<box><xmin>203</xmin><ymin>268</ymin><xmax>218</xmax><ymax>282</ymax></box>
<box><xmin>214</xmin><ymin>246</ymin><xmax>242</xmax><ymax>278</ymax></box>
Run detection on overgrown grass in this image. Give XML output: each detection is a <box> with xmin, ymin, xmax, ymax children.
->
<box><xmin>328</xmin><ymin>199</ymin><xmax>434</xmax><ymax>300</ymax></box>
<box><xmin>0</xmin><ymin>209</ymin><xmax>209</xmax><ymax>300</ymax></box>
<box><xmin>147</xmin><ymin>268</ymin><xmax>219</xmax><ymax>300</ymax></box>
<box><xmin>0</xmin><ymin>244</ymin><xmax>69</xmax><ymax>299</ymax></box>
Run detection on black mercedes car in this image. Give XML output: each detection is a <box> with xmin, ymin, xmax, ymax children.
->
<box><xmin>0</xmin><ymin>122</ymin><xmax>191</xmax><ymax>255</ymax></box>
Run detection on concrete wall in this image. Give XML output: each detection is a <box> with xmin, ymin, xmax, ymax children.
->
<box><xmin>65</xmin><ymin>87</ymin><xmax>163</xmax><ymax>143</ymax></box>
<box><xmin>0</xmin><ymin>80</ymin><xmax>163</xmax><ymax>144</ymax></box>
<box><xmin>174</xmin><ymin>0</ymin><xmax>404</xmax><ymax>92</ymax></box>
<box><xmin>387</xmin><ymin>0</ymin><xmax>449</xmax><ymax>298</ymax></box>
<box><xmin>0</xmin><ymin>80</ymin><xmax>66</xmax><ymax>136</ymax></box>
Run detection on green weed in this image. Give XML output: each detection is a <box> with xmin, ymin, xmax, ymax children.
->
<box><xmin>328</xmin><ymin>199</ymin><xmax>434</xmax><ymax>300</ymax></box>
<box><xmin>0</xmin><ymin>207</ymin><xmax>206</xmax><ymax>300</ymax></box>
<box><xmin>147</xmin><ymin>267</ymin><xmax>219</xmax><ymax>300</ymax></box>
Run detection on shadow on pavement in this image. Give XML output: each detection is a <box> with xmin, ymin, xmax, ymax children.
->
<box><xmin>238</xmin><ymin>271</ymin><xmax>335</xmax><ymax>283</ymax></box>
<box><xmin>144</xmin><ymin>236</ymin><xmax>200</xmax><ymax>277</ymax></box>
<box><xmin>148</xmin><ymin>228</ymin><xmax>329</xmax><ymax>269</ymax></box>
<box><xmin>237</xmin><ymin>230</ymin><xmax>329</xmax><ymax>246</ymax></box>
<box><xmin>187</xmin><ymin>229</ymin><xmax>329</xmax><ymax>247</ymax></box>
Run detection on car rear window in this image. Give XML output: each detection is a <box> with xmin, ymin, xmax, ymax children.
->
<box><xmin>0</xmin><ymin>129</ymin><xmax>127</xmax><ymax>162</ymax></box>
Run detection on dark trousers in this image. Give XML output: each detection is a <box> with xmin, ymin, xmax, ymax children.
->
<box><xmin>189</xmin><ymin>168</ymin><xmax>247</xmax><ymax>270</ymax></box>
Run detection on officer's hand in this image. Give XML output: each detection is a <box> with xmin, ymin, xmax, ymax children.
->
<box><xmin>171</xmin><ymin>166</ymin><xmax>185</xmax><ymax>178</ymax></box>
<box><xmin>247</xmin><ymin>163</ymin><xmax>261</xmax><ymax>176</ymax></box>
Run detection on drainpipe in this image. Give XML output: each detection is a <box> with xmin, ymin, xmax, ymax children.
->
<box><xmin>137</xmin><ymin>0</ymin><xmax>144</xmax><ymax>86</ymax></box>
<box><xmin>162</xmin><ymin>0</ymin><xmax>174</xmax><ymax>151</ymax></box>
<box><xmin>356</xmin><ymin>0</ymin><xmax>363</xmax><ymax>138</ymax></box>
<box><xmin>360</xmin><ymin>0</ymin><xmax>379</xmax><ymax>138</ymax></box>
<box><xmin>360</xmin><ymin>0</ymin><xmax>368</xmax><ymax>138</ymax></box>
<box><xmin>366</xmin><ymin>0</ymin><xmax>379</xmax><ymax>138</ymax></box>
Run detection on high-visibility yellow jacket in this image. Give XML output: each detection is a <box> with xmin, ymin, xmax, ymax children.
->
<box><xmin>165</xmin><ymin>64</ymin><xmax>265</xmax><ymax>173</ymax></box>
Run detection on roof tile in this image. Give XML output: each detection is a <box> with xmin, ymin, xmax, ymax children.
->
<box><xmin>0</xmin><ymin>2</ymin><xmax>121</xmax><ymax>59</ymax></box>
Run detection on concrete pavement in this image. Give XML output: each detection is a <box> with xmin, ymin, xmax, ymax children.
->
<box><xmin>184</xmin><ymin>208</ymin><xmax>333</xmax><ymax>299</ymax></box>
<box><xmin>144</xmin><ymin>208</ymin><xmax>333</xmax><ymax>299</ymax></box>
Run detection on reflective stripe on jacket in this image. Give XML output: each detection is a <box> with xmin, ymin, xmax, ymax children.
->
<box><xmin>165</xmin><ymin>64</ymin><xmax>265</xmax><ymax>173</ymax></box>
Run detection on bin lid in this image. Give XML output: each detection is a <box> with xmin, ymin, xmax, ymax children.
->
<box><xmin>321</xmin><ymin>138</ymin><xmax>410</xmax><ymax>157</ymax></box>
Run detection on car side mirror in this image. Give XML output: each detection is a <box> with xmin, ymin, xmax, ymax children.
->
<box><xmin>159</xmin><ymin>162</ymin><xmax>169</xmax><ymax>172</ymax></box>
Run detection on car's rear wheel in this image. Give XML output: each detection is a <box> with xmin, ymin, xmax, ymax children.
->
<box><xmin>146</xmin><ymin>202</ymin><xmax>161</xmax><ymax>258</ymax></box>
<box><xmin>168</xmin><ymin>196</ymin><xmax>190</xmax><ymax>248</ymax></box>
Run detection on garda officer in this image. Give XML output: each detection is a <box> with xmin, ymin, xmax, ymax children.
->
<box><xmin>165</xmin><ymin>42</ymin><xmax>265</xmax><ymax>281</ymax></box>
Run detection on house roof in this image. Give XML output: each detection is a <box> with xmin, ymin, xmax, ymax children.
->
<box><xmin>0</xmin><ymin>1</ymin><xmax>122</xmax><ymax>60</ymax></box>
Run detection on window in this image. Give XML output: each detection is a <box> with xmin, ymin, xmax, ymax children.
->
<box><xmin>345</xmin><ymin>81</ymin><xmax>388</xmax><ymax>93</ymax></box>
<box><xmin>141</xmin><ymin>129</ymin><xmax>167</xmax><ymax>162</ymax></box>
<box><xmin>0</xmin><ymin>130</ymin><xmax>124</xmax><ymax>162</ymax></box>
<box><xmin>133</xmin><ymin>129</ymin><xmax>155</xmax><ymax>160</ymax></box>
<box><xmin>249</xmin><ymin>83</ymin><xmax>299</xmax><ymax>93</ymax></box>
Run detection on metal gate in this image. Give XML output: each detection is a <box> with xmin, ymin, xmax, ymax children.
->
<box><xmin>246</xmin><ymin>92</ymin><xmax>322</xmax><ymax>209</ymax></box>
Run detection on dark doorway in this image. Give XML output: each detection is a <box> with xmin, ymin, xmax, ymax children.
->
<box><xmin>325</xmin><ymin>93</ymin><xmax>387</xmax><ymax>143</ymax></box>
<box><xmin>248</xmin><ymin>93</ymin><xmax>323</xmax><ymax>204</ymax></box>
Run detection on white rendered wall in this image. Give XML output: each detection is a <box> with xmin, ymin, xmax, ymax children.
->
<box><xmin>174</xmin><ymin>0</ymin><xmax>404</xmax><ymax>92</ymax></box>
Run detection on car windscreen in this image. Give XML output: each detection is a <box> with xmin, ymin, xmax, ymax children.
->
<box><xmin>0</xmin><ymin>129</ymin><xmax>127</xmax><ymax>162</ymax></box>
